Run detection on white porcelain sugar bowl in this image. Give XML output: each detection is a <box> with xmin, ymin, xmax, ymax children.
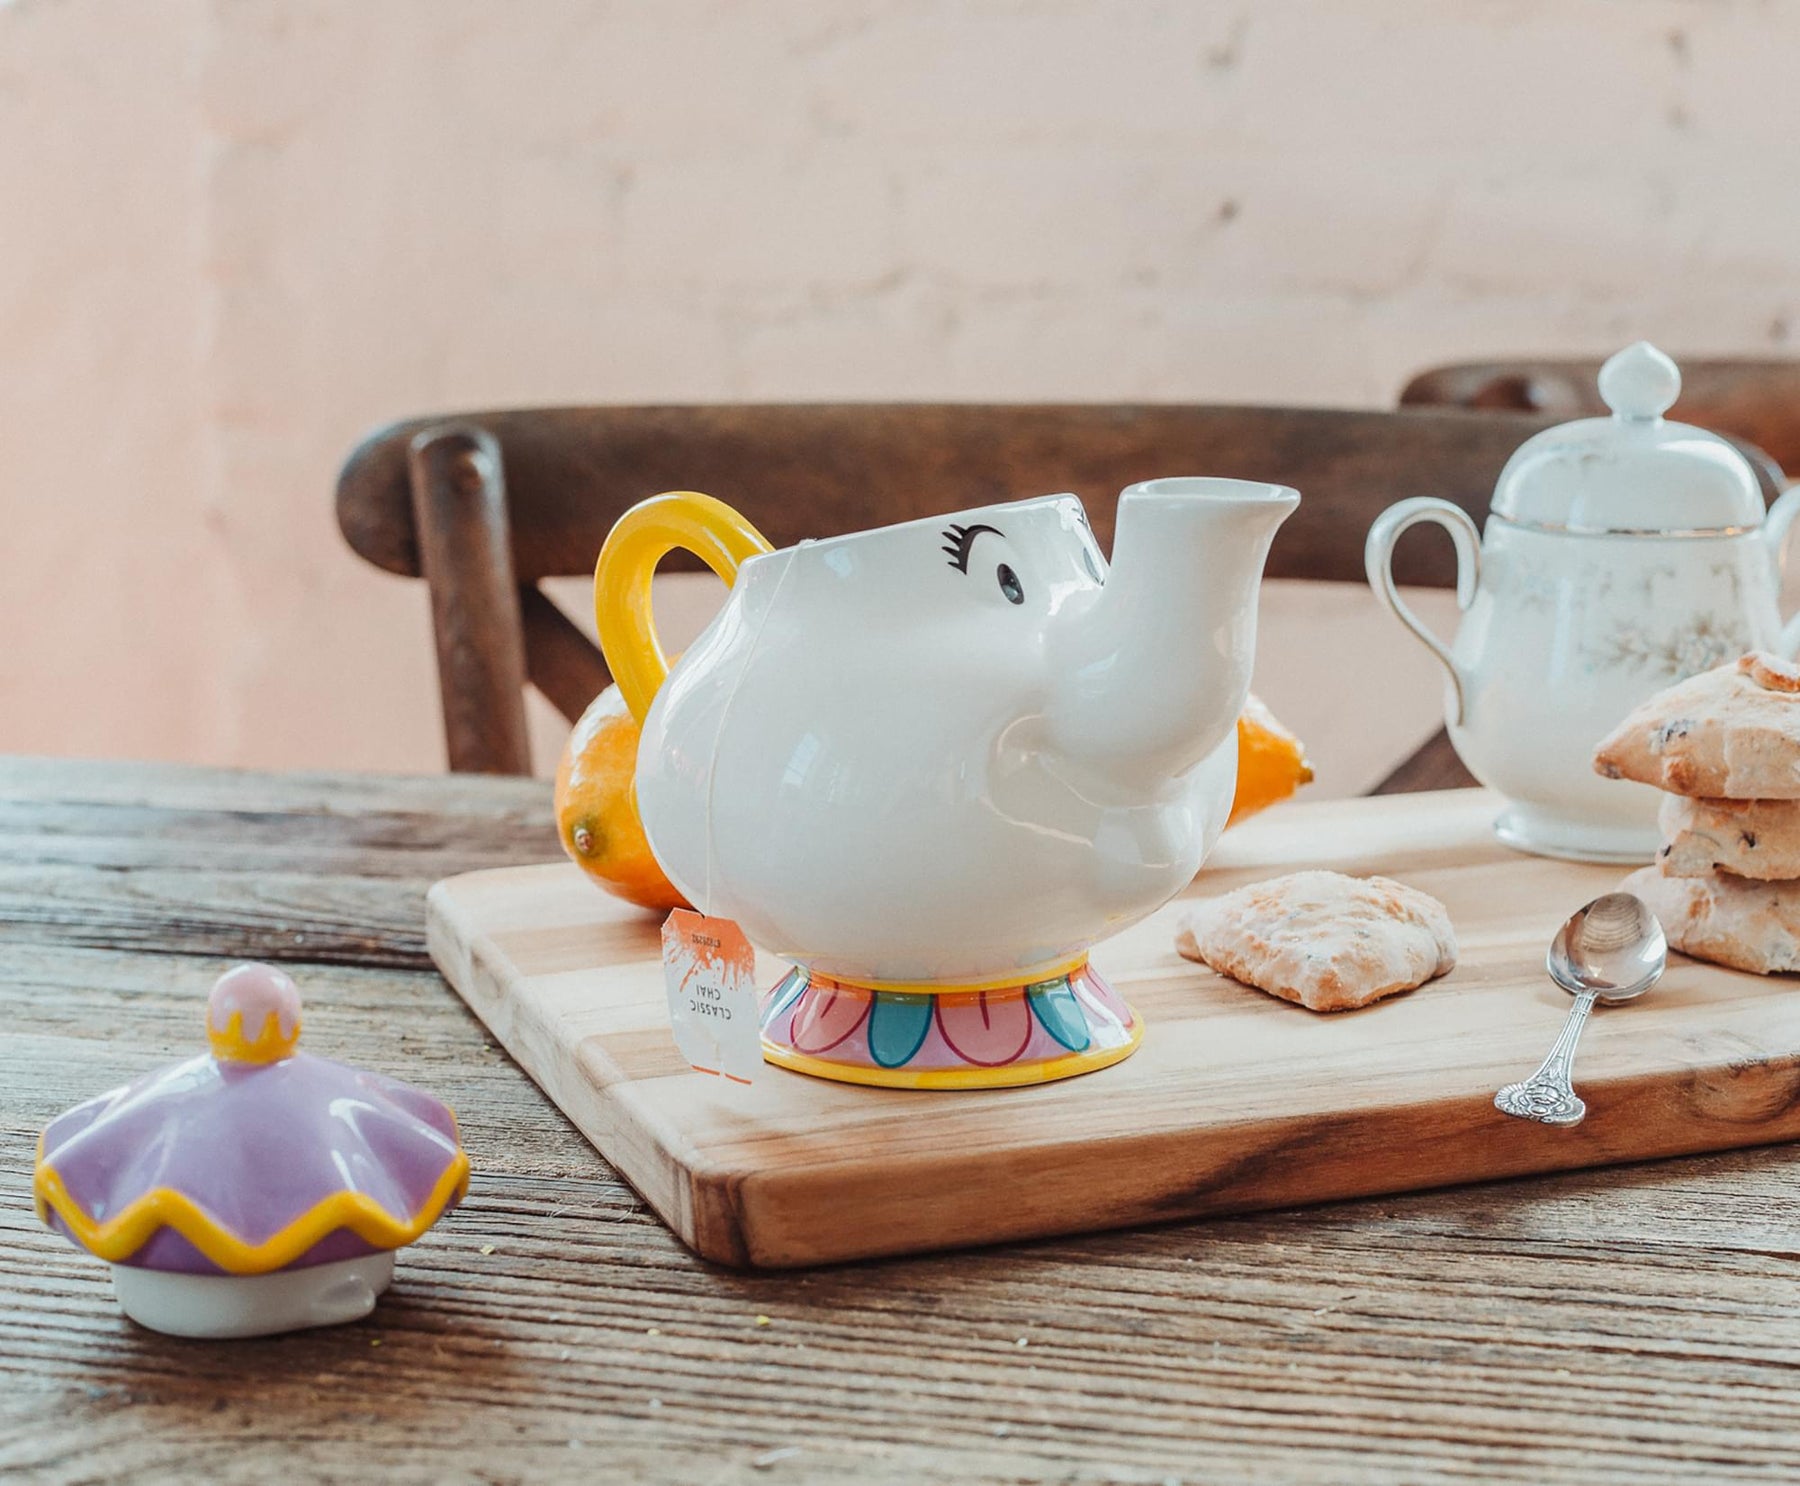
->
<box><xmin>1366</xmin><ymin>341</ymin><xmax>1800</xmax><ymax>863</ymax></box>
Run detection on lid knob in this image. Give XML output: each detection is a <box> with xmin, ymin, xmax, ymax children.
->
<box><xmin>207</xmin><ymin>963</ymin><xmax>302</xmax><ymax>1063</ymax></box>
<box><xmin>1598</xmin><ymin>340</ymin><xmax>1681</xmax><ymax>421</ymax></box>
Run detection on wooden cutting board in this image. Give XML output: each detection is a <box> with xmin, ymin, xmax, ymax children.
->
<box><xmin>427</xmin><ymin>788</ymin><xmax>1800</xmax><ymax>1268</ymax></box>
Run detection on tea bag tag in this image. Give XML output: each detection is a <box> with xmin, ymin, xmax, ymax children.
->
<box><xmin>661</xmin><ymin>909</ymin><xmax>761</xmax><ymax>1085</ymax></box>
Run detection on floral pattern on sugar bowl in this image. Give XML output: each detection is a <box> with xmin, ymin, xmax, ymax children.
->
<box><xmin>1368</xmin><ymin>342</ymin><xmax>1800</xmax><ymax>866</ymax></box>
<box><xmin>1480</xmin><ymin>539</ymin><xmax>1756</xmax><ymax>679</ymax></box>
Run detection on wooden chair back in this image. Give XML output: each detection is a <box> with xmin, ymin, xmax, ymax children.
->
<box><xmin>1401</xmin><ymin>357</ymin><xmax>1800</xmax><ymax>475</ymax></box>
<box><xmin>335</xmin><ymin>402</ymin><xmax>1784</xmax><ymax>780</ymax></box>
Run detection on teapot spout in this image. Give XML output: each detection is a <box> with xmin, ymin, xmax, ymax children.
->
<box><xmin>1043</xmin><ymin>477</ymin><xmax>1298</xmax><ymax>787</ymax></box>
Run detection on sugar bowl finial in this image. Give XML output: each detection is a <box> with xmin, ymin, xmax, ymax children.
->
<box><xmin>207</xmin><ymin>962</ymin><xmax>303</xmax><ymax>1062</ymax></box>
<box><xmin>1597</xmin><ymin>340</ymin><xmax>1681</xmax><ymax>421</ymax></box>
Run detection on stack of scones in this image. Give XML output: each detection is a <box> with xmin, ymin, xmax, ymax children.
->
<box><xmin>1598</xmin><ymin>651</ymin><xmax>1800</xmax><ymax>974</ymax></box>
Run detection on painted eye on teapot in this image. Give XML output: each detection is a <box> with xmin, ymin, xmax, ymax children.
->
<box><xmin>996</xmin><ymin>563</ymin><xmax>1024</xmax><ymax>604</ymax></box>
<box><xmin>942</xmin><ymin>522</ymin><xmax>1005</xmax><ymax>574</ymax></box>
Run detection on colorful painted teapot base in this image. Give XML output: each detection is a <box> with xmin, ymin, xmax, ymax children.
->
<box><xmin>111</xmin><ymin>1251</ymin><xmax>395</xmax><ymax>1339</ymax></box>
<box><xmin>759</xmin><ymin>957</ymin><xmax>1142</xmax><ymax>1090</ymax></box>
<box><xmin>1493</xmin><ymin>805</ymin><xmax>1658</xmax><ymax>866</ymax></box>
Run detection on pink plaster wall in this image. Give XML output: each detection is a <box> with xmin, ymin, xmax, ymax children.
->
<box><xmin>4</xmin><ymin>1</ymin><xmax>1798</xmax><ymax>776</ymax></box>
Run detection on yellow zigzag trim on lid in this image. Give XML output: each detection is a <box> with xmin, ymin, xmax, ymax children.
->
<box><xmin>206</xmin><ymin>1007</ymin><xmax>300</xmax><ymax>1063</ymax></box>
<box><xmin>33</xmin><ymin>1148</ymin><xmax>471</xmax><ymax>1276</ymax></box>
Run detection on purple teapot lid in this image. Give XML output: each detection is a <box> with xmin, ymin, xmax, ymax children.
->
<box><xmin>34</xmin><ymin>965</ymin><xmax>469</xmax><ymax>1276</ymax></box>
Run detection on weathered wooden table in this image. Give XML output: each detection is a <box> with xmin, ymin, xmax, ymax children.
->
<box><xmin>6</xmin><ymin>756</ymin><xmax>1800</xmax><ymax>1484</ymax></box>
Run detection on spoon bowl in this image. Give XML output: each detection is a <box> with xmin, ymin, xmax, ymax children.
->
<box><xmin>1497</xmin><ymin>892</ymin><xmax>1667</xmax><ymax>1127</ymax></box>
<box><xmin>1547</xmin><ymin>891</ymin><xmax>1668</xmax><ymax>1005</ymax></box>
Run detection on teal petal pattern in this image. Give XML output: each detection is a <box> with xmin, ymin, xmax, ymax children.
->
<box><xmin>867</xmin><ymin>991</ymin><xmax>934</xmax><ymax>1068</ymax></box>
<box><xmin>1027</xmin><ymin>978</ymin><xmax>1091</xmax><ymax>1052</ymax></box>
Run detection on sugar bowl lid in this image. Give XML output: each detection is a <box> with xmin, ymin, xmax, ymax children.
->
<box><xmin>1488</xmin><ymin>342</ymin><xmax>1766</xmax><ymax>535</ymax></box>
<box><xmin>34</xmin><ymin>964</ymin><xmax>469</xmax><ymax>1277</ymax></box>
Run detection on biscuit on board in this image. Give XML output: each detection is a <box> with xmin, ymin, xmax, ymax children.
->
<box><xmin>1176</xmin><ymin>870</ymin><xmax>1457</xmax><ymax>1013</ymax></box>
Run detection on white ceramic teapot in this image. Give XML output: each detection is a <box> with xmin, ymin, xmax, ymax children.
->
<box><xmin>595</xmin><ymin>477</ymin><xmax>1297</xmax><ymax>1089</ymax></box>
<box><xmin>1366</xmin><ymin>342</ymin><xmax>1800</xmax><ymax>863</ymax></box>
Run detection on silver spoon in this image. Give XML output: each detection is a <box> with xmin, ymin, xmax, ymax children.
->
<box><xmin>1494</xmin><ymin>892</ymin><xmax>1667</xmax><ymax>1127</ymax></box>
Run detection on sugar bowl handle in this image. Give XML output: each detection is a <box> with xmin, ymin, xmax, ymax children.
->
<box><xmin>1364</xmin><ymin>498</ymin><xmax>1480</xmax><ymax>727</ymax></box>
<box><xmin>1761</xmin><ymin>485</ymin><xmax>1800</xmax><ymax>657</ymax></box>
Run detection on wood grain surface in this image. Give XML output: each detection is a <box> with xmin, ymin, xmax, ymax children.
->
<box><xmin>428</xmin><ymin>791</ymin><xmax>1800</xmax><ymax>1269</ymax></box>
<box><xmin>9</xmin><ymin>758</ymin><xmax>1800</xmax><ymax>1484</ymax></box>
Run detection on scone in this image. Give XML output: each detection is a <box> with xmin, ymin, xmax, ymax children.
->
<box><xmin>1621</xmin><ymin>863</ymin><xmax>1800</xmax><ymax>974</ymax></box>
<box><xmin>1593</xmin><ymin>652</ymin><xmax>1800</xmax><ymax>799</ymax></box>
<box><xmin>1658</xmin><ymin>794</ymin><xmax>1800</xmax><ymax>881</ymax></box>
<box><xmin>1176</xmin><ymin>870</ymin><xmax>1457</xmax><ymax>1013</ymax></box>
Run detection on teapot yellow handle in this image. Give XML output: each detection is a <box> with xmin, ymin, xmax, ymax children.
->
<box><xmin>594</xmin><ymin>491</ymin><xmax>774</xmax><ymax>724</ymax></box>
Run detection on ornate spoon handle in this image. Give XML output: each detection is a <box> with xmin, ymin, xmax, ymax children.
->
<box><xmin>1494</xmin><ymin>989</ymin><xmax>1598</xmax><ymax>1127</ymax></box>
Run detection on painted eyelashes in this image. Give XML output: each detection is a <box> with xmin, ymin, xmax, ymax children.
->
<box><xmin>942</xmin><ymin>523</ymin><xmax>1003</xmax><ymax>573</ymax></box>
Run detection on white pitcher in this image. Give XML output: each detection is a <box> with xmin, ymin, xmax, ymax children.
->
<box><xmin>1366</xmin><ymin>342</ymin><xmax>1800</xmax><ymax>864</ymax></box>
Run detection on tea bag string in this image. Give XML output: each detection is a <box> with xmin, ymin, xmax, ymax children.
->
<box><xmin>699</xmin><ymin>541</ymin><xmax>805</xmax><ymax>914</ymax></box>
